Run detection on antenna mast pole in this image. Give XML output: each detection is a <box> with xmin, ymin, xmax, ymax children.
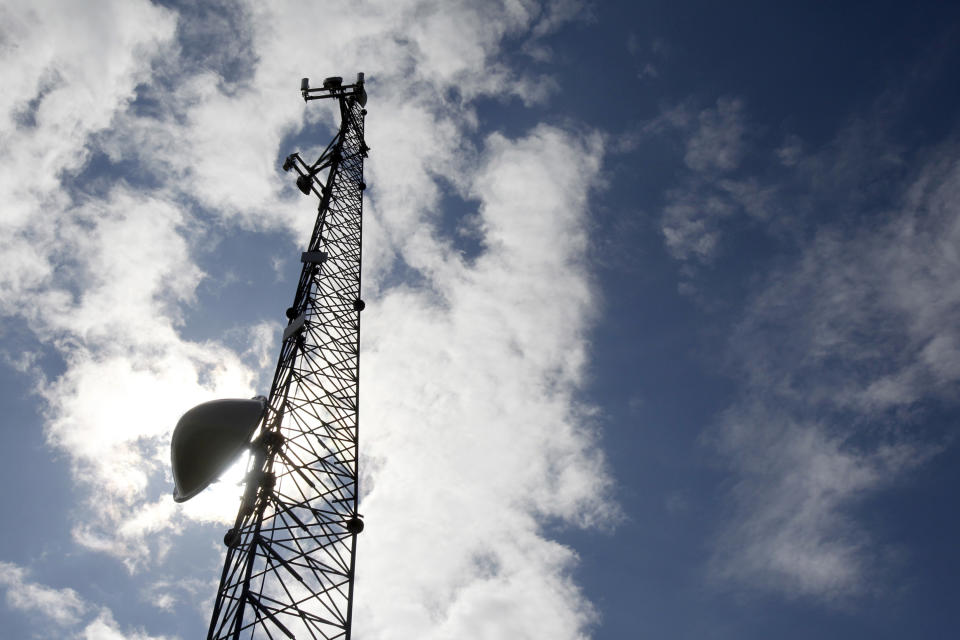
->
<box><xmin>207</xmin><ymin>73</ymin><xmax>369</xmax><ymax>640</ymax></box>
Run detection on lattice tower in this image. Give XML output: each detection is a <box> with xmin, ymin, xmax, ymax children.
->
<box><xmin>207</xmin><ymin>73</ymin><xmax>369</xmax><ymax>640</ymax></box>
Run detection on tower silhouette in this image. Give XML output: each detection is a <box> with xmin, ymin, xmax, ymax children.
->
<box><xmin>206</xmin><ymin>73</ymin><xmax>369</xmax><ymax>640</ymax></box>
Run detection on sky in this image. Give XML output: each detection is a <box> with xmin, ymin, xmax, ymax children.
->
<box><xmin>2</xmin><ymin>0</ymin><xmax>960</xmax><ymax>638</ymax></box>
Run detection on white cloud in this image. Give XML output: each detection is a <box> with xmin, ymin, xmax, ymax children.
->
<box><xmin>0</xmin><ymin>0</ymin><xmax>177</xmax><ymax>311</ymax></box>
<box><xmin>0</xmin><ymin>0</ymin><xmax>243</xmax><ymax>568</ymax></box>
<box><xmin>1</xmin><ymin>0</ymin><xmax>615</xmax><ymax>636</ymax></box>
<box><xmin>356</xmin><ymin>125</ymin><xmax>615</xmax><ymax>639</ymax></box>
<box><xmin>138</xmin><ymin>576</ymin><xmax>209</xmax><ymax>615</ymax></box>
<box><xmin>0</xmin><ymin>562</ymin><xmax>88</xmax><ymax>627</ymax></box>
<box><xmin>78</xmin><ymin>608</ymin><xmax>175</xmax><ymax>640</ymax></box>
<box><xmin>93</xmin><ymin>0</ymin><xmax>572</xmax><ymax>238</ymax></box>
<box><xmin>1</xmin><ymin>187</ymin><xmax>264</xmax><ymax>568</ymax></box>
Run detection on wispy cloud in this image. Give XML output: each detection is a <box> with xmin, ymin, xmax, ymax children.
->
<box><xmin>0</xmin><ymin>561</ymin><xmax>175</xmax><ymax>639</ymax></box>
<box><xmin>707</xmin><ymin>133</ymin><xmax>960</xmax><ymax>601</ymax></box>
<box><xmin>656</xmin><ymin>97</ymin><xmax>759</xmax><ymax>267</ymax></box>
<box><xmin>628</xmin><ymin>42</ymin><xmax>960</xmax><ymax>601</ymax></box>
<box><xmin>707</xmin><ymin>403</ymin><xmax>936</xmax><ymax>600</ymax></box>
<box><xmin>684</xmin><ymin>97</ymin><xmax>746</xmax><ymax>173</ymax></box>
<box><xmin>0</xmin><ymin>562</ymin><xmax>88</xmax><ymax>627</ymax></box>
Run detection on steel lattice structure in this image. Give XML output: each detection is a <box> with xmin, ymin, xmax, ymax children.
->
<box><xmin>208</xmin><ymin>74</ymin><xmax>369</xmax><ymax>640</ymax></box>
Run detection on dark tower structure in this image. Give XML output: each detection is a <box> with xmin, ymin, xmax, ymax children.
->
<box><xmin>207</xmin><ymin>73</ymin><xmax>368</xmax><ymax>640</ymax></box>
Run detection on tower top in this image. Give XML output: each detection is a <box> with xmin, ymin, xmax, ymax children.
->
<box><xmin>301</xmin><ymin>72</ymin><xmax>366</xmax><ymax>105</ymax></box>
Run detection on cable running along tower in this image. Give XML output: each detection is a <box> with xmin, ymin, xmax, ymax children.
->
<box><xmin>207</xmin><ymin>73</ymin><xmax>368</xmax><ymax>640</ymax></box>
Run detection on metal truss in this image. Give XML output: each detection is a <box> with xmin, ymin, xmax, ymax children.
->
<box><xmin>207</xmin><ymin>74</ymin><xmax>368</xmax><ymax>640</ymax></box>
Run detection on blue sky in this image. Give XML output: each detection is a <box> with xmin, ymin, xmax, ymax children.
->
<box><xmin>2</xmin><ymin>1</ymin><xmax>960</xmax><ymax>638</ymax></box>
